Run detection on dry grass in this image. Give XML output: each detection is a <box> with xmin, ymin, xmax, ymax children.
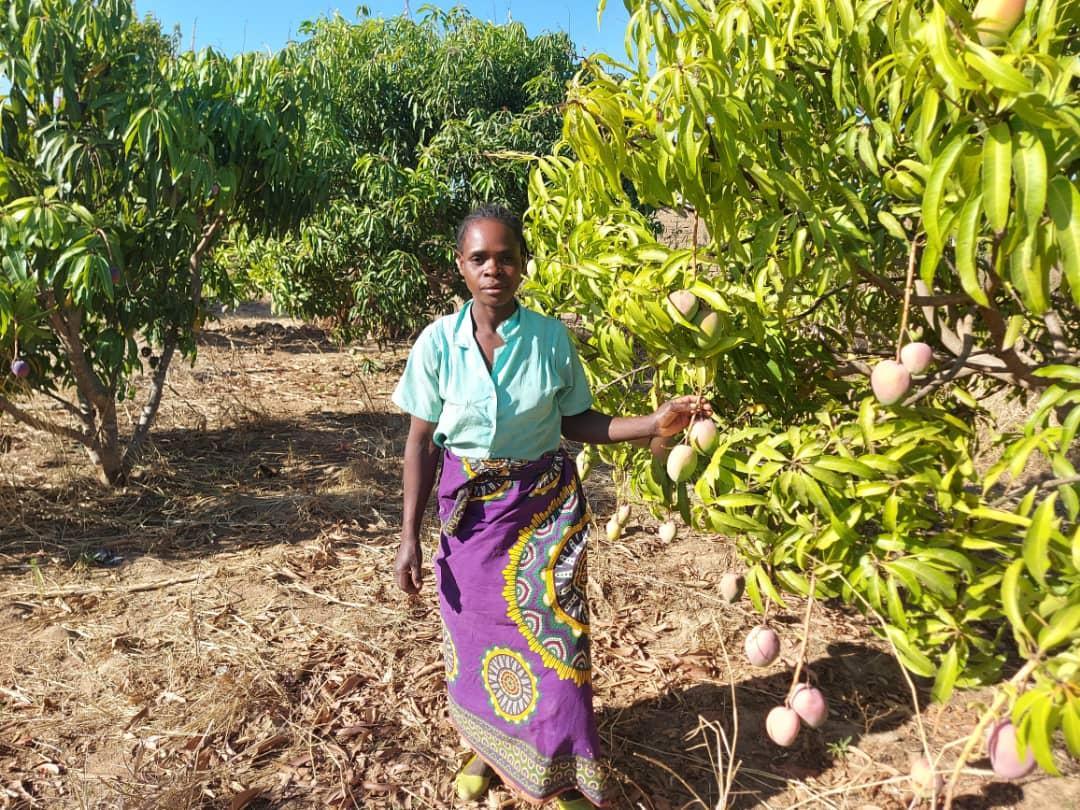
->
<box><xmin>1</xmin><ymin>309</ymin><xmax>1077</xmax><ymax>810</ymax></box>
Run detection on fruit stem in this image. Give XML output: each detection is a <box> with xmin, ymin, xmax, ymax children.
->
<box><xmin>691</xmin><ymin>213</ymin><xmax>701</xmax><ymax>282</ymax></box>
<box><xmin>787</xmin><ymin>572</ymin><xmax>816</xmax><ymax>699</ymax></box>
<box><xmin>802</xmin><ymin>554</ymin><xmax>933</xmax><ymax>773</ymax></box>
<box><xmin>896</xmin><ymin>235</ymin><xmax>922</xmax><ymax>361</ymax></box>
<box><xmin>942</xmin><ymin>657</ymin><xmax>1040</xmax><ymax>810</ymax></box>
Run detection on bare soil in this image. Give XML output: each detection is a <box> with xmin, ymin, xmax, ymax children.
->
<box><xmin>1</xmin><ymin>307</ymin><xmax>1077</xmax><ymax>809</ymax></box>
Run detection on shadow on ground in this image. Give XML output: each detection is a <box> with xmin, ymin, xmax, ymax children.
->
<box><xmin>0</xmin><ymin>410</ymin><xmax>410</xmax><ymax>568</ymax></box>
<box><xmin>598</xmin><ymin>643</ymin><xmax>1025</xmax><ymax>810</ymax></box>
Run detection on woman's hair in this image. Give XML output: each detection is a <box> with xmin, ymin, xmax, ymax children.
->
<box><xmin>455</xmin><ymin>204</ymin><xmax>527</xmax><ymax>256</ymax></box>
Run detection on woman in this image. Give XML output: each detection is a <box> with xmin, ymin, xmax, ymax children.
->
<box><xmin>392</xmin><ymin>205</ymin><xmax>706</xmax><ymax>807</ymax></box>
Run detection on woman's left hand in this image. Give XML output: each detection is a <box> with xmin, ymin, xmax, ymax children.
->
<box><xmin>653</xmin><ymin>395</ymin><xmax>712</xmax><ymax>437</ymax></box>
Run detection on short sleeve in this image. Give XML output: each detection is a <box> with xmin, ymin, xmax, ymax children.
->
<box><xmin>392</xmin><ymin>324</ymin><xmax>443</xmax><ymax>423</ymax></box>
<box><xmin>556</xmin><ymin>324</ymin><xmax>593</xmax><ymax>417</ymax></box>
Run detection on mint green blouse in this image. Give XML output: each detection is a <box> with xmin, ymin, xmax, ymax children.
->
<box><xmin>392</xmin><ymin>301</ymin><xmax>593</xmax><ymax>460</ymax></box>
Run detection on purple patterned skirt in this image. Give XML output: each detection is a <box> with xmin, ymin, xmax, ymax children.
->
<box><xmin>435</xmin><ymin>449</ymin><xmax>608</xmax><ymax>805</ymax></box>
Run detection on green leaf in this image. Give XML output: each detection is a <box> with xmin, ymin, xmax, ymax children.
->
<box><xmin>931</xmin><ymin>643</ymin><xmax>960</xmax><ymax>703</ymax></box>
<box><xmin>1001</xmin><ymin>559</ymin><xmax>1033</xmax><ymax>645</ymax></box>
<box><xmin>887</xmin><ymin>557</ymin><xmax>956</xmax><ymax>600</ymax></box>
<box><xmin>813</xmin><ymin>456</ymin><xmax>879</xmax><ymax>478</ymax></box>
<box><xmin>884</xmin><ymin>625</ymin><xmax>936</xmax><ymax>678</ymax></box>
<box><xmin>1046</xmin><ymin>176</ymin><xmax>1080</xmax><ymax>307</ymax></box>
<box><xmin>877</xmin><ymin>209</ymin><xmax>908</xmax><ymax>241</ymax></box>
<box><xmin>1023</xmin><ymin>493</ymin><xmax>1056</xmax><ymax>587</ymax></box>
<box><xmin>1062</xmin><ymin>700</ymin><xmax>1080</xmax><ymax>760</ymax></box>
<box><xmin>1013</xmin><ymin>126</ymin><xmax>1047</xmax><ymax>232</ymax></box>
<box><xmin>1033</xmin><ymin>365</ymin><xmax>1080</xmax><ymax>383</ymax></box>
<box><xmin>955</xmin><ymin>192</ymin><xmax>988</xmax><ymax>305</ymax></box>
<box><xmin>1009</xmin><ymin>227</ymin><xmax>1049</xmax><ymax>314</ymax></box>
<box><xmin>1038</xmin><ymin>603</ymin><xmax>1080</xmax><ymax>653</ymax></box>
<box><xmin>981</xmin><ymin>122</ymin><xmax>1012</xmax><ymax>233</ymax></box>
<box><xmin>1025</xmin><ymin>696</ymin><xmax>1061</xmax><ymax>776</ymax></box>
<box><xmin>964</xmin><ymin>43</ymin><xmax>1031</xmax><ymax>93</ymax></box>
<box><xmin>923</xmin><ymin>131</ymin><xmax>969</xmax><ymax>253</ymax></box>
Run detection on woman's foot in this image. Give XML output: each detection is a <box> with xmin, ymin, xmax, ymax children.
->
<box><xmin>454</xmin><ymin>753</ymin><xmax>493</xmax><ymax>800</ymax></box>
<box><xmin>555</xmin><ymin>790</ymin><xmax>595</xmax><ymax>809</ymax></box>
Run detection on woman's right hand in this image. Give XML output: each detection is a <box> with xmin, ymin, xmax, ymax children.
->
<box><xmin>394</xmin><ymin>538</ymin><xmax>424</xmax><ymax>594</ymax></box>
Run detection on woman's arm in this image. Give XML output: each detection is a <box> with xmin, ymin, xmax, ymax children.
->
<box><xmin>561</xmin><ymin>395</ymin><xmax>710</xmax><ymax>445</ymax></box>
<box><xmin>395</xmin><ymin>416</ymin><xmax>440</xmax><ymax>594</ymax></box>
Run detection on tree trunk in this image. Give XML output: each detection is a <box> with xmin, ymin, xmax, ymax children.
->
<box><xmin>86</xmin><ymin>434</ymin><xmax>125</xmax><ymax>485</ymax></box>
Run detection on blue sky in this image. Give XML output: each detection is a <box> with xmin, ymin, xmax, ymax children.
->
<box><xmin>132</xmin><ymin>1</ymin><xmax>634</xmax><ymax>60</ymax></box>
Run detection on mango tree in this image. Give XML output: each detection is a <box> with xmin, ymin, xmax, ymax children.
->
<box><xmin>226</xmin><ymin>7</ymin><xmax>577</xmax><ymax>339</ymax></box>
<box><xmin>525</xmin><ymin>0</ymin><xmax>1079</xmax><ymax>778</ymax></box>
<box><xmin>0</xmin><ymin>0</ymin><xmax>320</xmax><ymax>484</ymax></box>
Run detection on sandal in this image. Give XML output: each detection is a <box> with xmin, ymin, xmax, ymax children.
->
<box><xmin>454</xmin><ymin>754</ymin><xmax>492</xmax><ymax>801</ymax></box>
<box><xmin>555</xmin><ymin>791</ymin><xmax>595</xmax><ymax>809</ymax></box>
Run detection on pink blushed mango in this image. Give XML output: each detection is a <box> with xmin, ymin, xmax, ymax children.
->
<box><xmin>689</xmin><ymin>418</ymin><xmax>718</xmax><ymax>454</ymax></box>
<box><xmin>667</xmin><ymin>289</ymin><xmax>699</xmax><ymax>322</ymax></box>
<box><xmin>909</xmin><ymin>754</ymin><xmax>943</xmax><ymax>797</ymax></box>
<box><xmin>605</xmin><ymin>517</ymin><xmax>622</xmax><ymax>542</ymax></box>
<box><xmin>658</xmin><ymin>520</ymin><xmax>677</xmax><ymax>543</ymax></box>
<box><xmin>987</xmin><ymin>720</ymin><xmax>1036</xmax><ymax>780</ymax></box>
<box><xmin>900</xmin><ymin>342</ymin><xmax>934</xmax><ymax>375</ymax></box>
<box><xmin>719</xmin><ymin>573</ymin><xmax>744</xmax><ymax>603</ymax></box>
<box><xmin>744</xmin><ymin>625</ymin><xmax>780</xmax><ymax>667</ymax></box>
<box><xmin>973</xmin><ymin>0</ymin><xmax>1026</xmax><ymax>45</ymax></box>
<box><xmin>789</xmin><ymin>684</ymin><xmax>828</xmax><ymax>728</ymax></box>
<box><xmin>666</xmin><ymin>444</ymin><xmax>697</xmax><ymax>483</ymax></box>
<box><xmin>766</xmin><ymin>706</ymin><xmax>801</xmax><ymax>747</ymax></box>
<box><xmin>871</xmin><ymin>359</ymin><xmax>911</xmax><ymax>405</ymax></box>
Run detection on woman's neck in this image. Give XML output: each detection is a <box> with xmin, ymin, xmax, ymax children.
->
<box><xmin>470</xmin><ymin>298</ymin><xmax>517</xmax><ymax>333</ymax></box>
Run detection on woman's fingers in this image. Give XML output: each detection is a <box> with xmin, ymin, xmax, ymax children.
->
<box><xmin>394</xmin><ymin>542</ymin><xmax>423</xmax><ymax>594</ymax></box>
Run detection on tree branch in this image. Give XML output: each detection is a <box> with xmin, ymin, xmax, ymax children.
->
<box><xmin>914</xmin><ymin>282</ymin><xmax>1043</xmax><ymax>390</ymax></box>
<box><xmin>122</xmin><ymin>331</ymin><xmax>177</xmax><ymax>471</ymax></box>
<box><xmin>121</xmin><ymin>213</ymin><xmax>225</xmax><ymax>474</ymax></box>
<box><xmin>1043</xmin><ymin>311</ymin><xmax>1071</xmax><ymax>359</ymax></box>
<box><xmin>0</xmin><ymin>395</ymin><xmax>88</xmax><ymax>445</ymax></box>
<box><xmin>42</xmin><ymin>293</ymin><xmax>112</xmax><ymax>412</ymax></box>
<box><xmin>41</xmin><ymin>389</ymin><xmax>92</xmax><ymax>427</ymax></box>
<box><xmin>905</xmin><ymin>332</ymin><xmax>977</xmax><ymax>405</ymax></box>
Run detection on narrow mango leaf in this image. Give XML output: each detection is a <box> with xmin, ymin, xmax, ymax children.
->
<box><xmin>1047</xmin><ymin>176</ymin><xmax>1080</xmax><ymax>307</ymax></box>
<box><xmin>746</xmin><ymin>563</ymin><xmax>765</xmax><ymax>613</ymax></box>
<box><xmin>1013</xmin><ymin>126</ymin><xmax>1047</xmax><ymax>231</ymax></box>
<box><xmin>883</xmin><ymin>625</ymin><xmax>936</xmax><ymax>678</ymax></box>
<box><xmin>981</xmin><ymin>122</ymin><xmax>1012</xmax><ymax>233</ymax></box>
<box><xmin>923</xmin><ymin>132</ymin><xmax>969</xmax><ymax>253</ymax></box>
<box><xmin>1023</xmin><ymin>493</ymin><xmax>1056</xmax><ymax>586</ymax></box>
<box><xmin>754</xmin><ymin>564</ymin><xmax>787</xmax><ymax>609</ymax></box>
<box><xmin>1073</xmin><ymin>524</ymin><xmax>1080</xmax><ymax>572</ymax></box>
<box><xmin>955</xmin><ymin>192</ymin><xmax>989</xmax><ymax>305</ymax></box>
<box><xmin>877</xmin><ymin>209</ymin><xmax>908</xmax><ymax>241</ymax></box>
<box><xmin>1009</xmin><ymin>227</ymin><xmax>1049</xmax><ymax>315</ymax></box>
<box><xmin>964</xmin><ymin>43</ymin><xmax>1032</xmax><ymax>93</ymax></box>
<box><xmin>931</xmin><ymin>643</ymin><xmax>960</xmax><ymax>703</ymax></box>
<box><xmin>1038</xmin><ymin>603</ymin><xmax>1080</xmax><ymax>652</ymax></box>
<box><xmin>925</xmin><ymin>6</ymin><xmax>979</xmax><ymax>90</ymax></box>
<box><xmin>709</xmin><ymin>493</ymin><xmax>769</xmax><ymax>508</ymax></box>
<box><xmin>813</xmin><ymin>456</ymin><xmax>878</xmax><ymax>478</ymax></box>
<box><xmin>1002</xmin><ymin>313</ymin><xmax>1025</xmax><ymax>350</ymax></box>
<box><xmin>887</xmin><ymin>558</ymin><xmax>956</xmax><ymax>600</ymax></box>
<box><xmin>1026</xmin><ymin>697</ymin><xmax>1061</xmax><ymax>776</ymax></box>
<box><xmin>1001</xmin><ymin>559</ymin><xmax>1033</xmax><ymax>644</ymax></box>
<box><xmin>1033</xmin><ymin>365</ymin><xmax>1080</xmax><ymax>383</ymax></box>
<box><xmin>1062</xmin><ymin>700</ymin><xmax>1080</xmax><ymax>759</ymax></box>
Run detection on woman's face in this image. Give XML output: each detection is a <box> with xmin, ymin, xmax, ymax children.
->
<box><xmin>456</xmin><ymin>218</ymin><xmax>524</xmax><ymax>310</ymax></box>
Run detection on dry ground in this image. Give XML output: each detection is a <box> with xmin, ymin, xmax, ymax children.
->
<box><xmin>0</xmin><ymin>307</ymin><xmax>1077</xmax><ymax>810</ymax></box>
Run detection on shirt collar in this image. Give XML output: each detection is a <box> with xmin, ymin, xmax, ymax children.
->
<box><xmin>453</xmin><ymin>299</ymin><xmax>523</xmax><ymax>347</ymax></box>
